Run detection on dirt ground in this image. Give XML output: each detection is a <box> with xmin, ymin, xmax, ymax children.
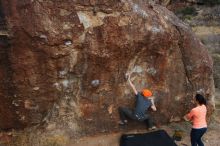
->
<box><xmin>1</xmin><ymin>114</ymin><xmax>219</xmax><ymax>146</ymax></box>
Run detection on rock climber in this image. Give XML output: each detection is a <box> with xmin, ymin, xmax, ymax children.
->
<box><xmin>118</xmin><ymin>72</ymin><xmax>157</xmax><ymax>130</ymax></box>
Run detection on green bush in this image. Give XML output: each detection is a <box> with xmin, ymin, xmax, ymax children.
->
<box><xmin>175</xmin><ymin>6</ymin><xmax>198</xmax><ymax>16</ymax></box>
<box><xmin>203</xmin><ymin>0</ymin><xmax>220</xmax><ymax>5</ymax></box>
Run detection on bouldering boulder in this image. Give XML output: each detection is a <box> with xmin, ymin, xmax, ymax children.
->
<box><xmin>0</xmin><ymin>0</ymin><xmax>214</xmax><ymax>136</ymax></box>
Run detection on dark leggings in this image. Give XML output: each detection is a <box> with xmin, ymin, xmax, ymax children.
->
<box><xmin>190</xmin><ymin>128</ymin><xmax>207</xmax><ymax>146</ymax></box>
<box><xmin>118</xmin><ymin>106</ymin><xmax>153</xmax><ymax>128</ymax></box>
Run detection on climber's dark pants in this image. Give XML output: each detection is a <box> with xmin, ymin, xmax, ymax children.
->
<box><xmin>190</xmin><ymin>128</ymin><xmax>207</xmax><ymax>146</ymax></box>
<box><xmin>118</xmin><ymin>106</ymin><xmax>153</xmax><ymax>128</ymax></box>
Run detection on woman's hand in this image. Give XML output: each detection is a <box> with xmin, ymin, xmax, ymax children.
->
<box><xmin>183</xmin><ymin>115</ymin><xmax>189</xmax><ymax>121</ymax></box>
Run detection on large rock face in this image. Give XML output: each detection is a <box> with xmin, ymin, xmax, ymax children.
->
<box><xmin>0</xmin><ymin>0</ymin><xmax>214</xmax><ymax>136</ymax></box>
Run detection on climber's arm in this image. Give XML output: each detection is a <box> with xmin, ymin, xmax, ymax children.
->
<box><xmin>128</xmin><ymin>73</ymin><xmax>138</xmax><ymax>95</ymax></box>
<box><xmin>150</xmin><ymin>98</ymin><xmax>157</xmax><ymax>111</ymax></box>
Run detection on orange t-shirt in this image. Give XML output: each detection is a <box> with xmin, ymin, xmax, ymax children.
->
<box><xmin>187</xmin><ymin>105</ymin><xmax>207</xmax><ymax>129</ymax></box>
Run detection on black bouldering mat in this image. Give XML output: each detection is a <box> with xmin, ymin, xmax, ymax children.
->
<box><xmin>120</xmin><ymin>130</ymin><xmax>177</xmax><ymax>146</ymax></box>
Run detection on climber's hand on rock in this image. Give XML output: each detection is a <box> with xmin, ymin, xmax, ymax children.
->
<box><xmin>126</xmin><ymin>72</ymin><xmax>132</xmax><ymax>81</ymax></box>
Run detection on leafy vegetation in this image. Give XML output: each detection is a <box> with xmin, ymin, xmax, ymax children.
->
<box><xmin>203</xmin><ymin>0</ymin><xmax>220</xmax><ymax>5</ymax></box>
<box><xmin>174</xmin><ymin>6</ymin><xmax>198</xmax><ymax>20</ymax></box>
<box><xmin>175</xmin><ymin>6</ymin><xmax>198</xmax><ymax>16</ymax></box>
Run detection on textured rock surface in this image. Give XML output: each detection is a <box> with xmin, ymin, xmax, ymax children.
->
<box><xmin>193</xmin><ymin>26</ymin><xmax>220</xmax><ymax>88</ymax></box>
<box><xmin>0</xmin><ymin>0</ymin><xmax>214</xmax><ymax>137</ymax></box>
<box><xmin>190</xmin><ymin>6</ymin><xmax>220</xmax><ymax>90</ymax></box>
<box><xmin>0</xmin><ymin>1</ymin><xmax>20</xmax><ymax>129</ymax></box>
<box><xmin>172</xmin><ymin>4</ymin><xmax>220</xmax><ymax>90</ymax></box>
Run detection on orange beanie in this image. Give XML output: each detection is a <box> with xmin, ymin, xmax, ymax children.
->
<box><xmin>142</xmin><ymin>89</ymin><xmax>152</xmax><ymax>97</ymax></box>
